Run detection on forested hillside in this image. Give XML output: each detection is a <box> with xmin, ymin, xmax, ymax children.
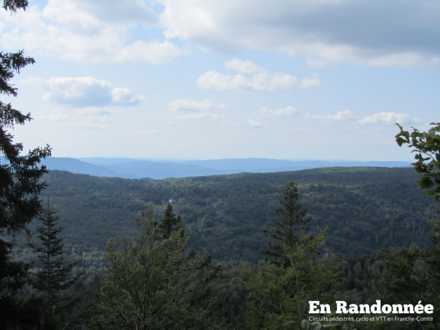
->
<box><xmin>43</xmin><ymin>167</ymin><xmax>433</xmax><ymax>261</ymax></box>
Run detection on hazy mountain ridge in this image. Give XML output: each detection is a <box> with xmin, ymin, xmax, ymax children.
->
<box><xmin>41</xmin><ymin>157</ymin><xmax>410</xmax><ymax>179</ymax></box>
<box><xmin>42</xmin><ymin>158</ymin><xmax>116</xmax><ymax>177</ymax></box>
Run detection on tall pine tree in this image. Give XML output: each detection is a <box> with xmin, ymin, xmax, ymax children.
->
<box><xmin>265</xmin><ymin>182</ymin><xmax>309</xmax><ymax>265</ymax></box>
<box><xmin>245</xmin><ymin>182</ymin><xmax>337</xmax><ymax>329</ymax></box>
<box><xmin>0</xmin><ymin>0</ymin><xmax>51</xmax><ymax>327</ymax></box>
<box><xmin>159</xmin><ymin>203</ymin><xmax>183</xmax><ymax>239</ymax></box>
<box><xmin>32</xmin><ymin>207</ymin><xmax>77</xmax><ymax>325</ymax></box>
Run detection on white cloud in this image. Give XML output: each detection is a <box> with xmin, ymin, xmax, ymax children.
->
<box><xmin>198</xmin><ymin>71</ymin><xmax>296</xmax><ymax>92</ymax></box>
<box><xmin>115</xmin><ymin>40</ymin><xmax>183</xmax><ymax>64</ymax></box>
<box><xmin>0</xmin><ymin>0</ymin><xmax>182</xmax><ymax>64</ymax></box>
<box><xmin>225</xmin><ymin>59</ymin><xmax>263</xmax><ymax>74</ymax></box>
<box><xmin>260</xmin><ymin>106</ymin><xmax>301</xmax><ymax>117</ymax></box>
<box><xmin>160</xmin><ymin>0</ymin><xmax>440</xmax><ymax>66</ymax></box>
<box><xmin>168</xmin><ymin>99</ymin><xmax>224</xmax><ymax>119</ymax></box>
<box><xmin>63</xmin><ymin>0</ymin><xmax>157</xmax><ymax>25</ymax></box>
<box><xmin>267</xmin><ymin>107</ymin><xmax>414</xmax><ymax>126</ymax></box>
<box><xmin>247</xmin><ymin>119</ymin><xmax>263</xmax><ymax>128</ymax></box>
<box><xmin>36</xmin><ymin>106</ymin><xmax>116</xmax><ymax>129</ymax></box>
<box><xmin>358</xmin><ymin>112</ymin><xmax>411</xmax><ymax>125</ymax></box>
<box><xmin>111</xmin><ymin>88</ymin><xmax>144</xmax><ymax>106</ymax></box>
<box><xmin>334</xmin><ymin>110</ymin><xmax>356</xmax><ymax>121</ymax></box>
<box><xmin>309</xmin><ymin>109</ymin><xmax>356</xmax><ymax>121</ymax></box>
<box><xmin>308</xmin><ymin>109</ymin><xmax>414</xmax><ymax>125</ymax></box>
<box><xmin>45</xmin><ymin>76</ymin><xmax>142</xmax><ymax>107</ymax></box>
<box><xmin>198</xmin><ymin>59</ymin><xmax>319</xmax><ymax>92</ymax></box>
<box><xmin>2</xmin><ymin>1</ymin><xmax>439</xmax><ymax>67</ymax></box>
<box><xmin>299</xmin><ymin>77</ymin><xmax>321</xmax><ymax>89</ymax></box>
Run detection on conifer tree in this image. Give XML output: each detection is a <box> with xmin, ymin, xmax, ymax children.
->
<box><xmin>3</xmin><ymin>0</ymin><xmax>28</xmax><ymax>10</ymax></box>
<box><xmin>91</xmin><ymin>208</ymin><xmax>224</xmax><ymax>330</ymax></box>
<box><xmin>265</xmin><ymin>182</ymin><xmax>310</xmax><ymax>265</ymax></box>
<box><xmin>0</xmin><ymin>0</ymin><xmax>51</xmax><ymax>325</ymax></box>
<box><xmin>32</xmin><ymin>207</ymin><xmax>77</xmax><ymax>322</ymax></box>
<box><xmin>159</xmin><ymin>203</ymin><xmax>183</xmax><ymax>239</ymax></box>
<box><xmin>246</xmin><ymin>182</ymin><xmax>337</xmax><ymax>329</ymax></box>
<box><xmin>0</xmin><ymin>0</ymin><xmax>50</xmax><ymax>239</ymax></box>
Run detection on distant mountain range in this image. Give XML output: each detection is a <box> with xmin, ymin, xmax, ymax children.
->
<box><xmin>35</xmin><ymin>157</ymin><xmax>411</xmax><ymax>179</ymax></box>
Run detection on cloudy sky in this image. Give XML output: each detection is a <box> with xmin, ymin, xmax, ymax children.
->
<box><xmin>2</xmin><ymin>0</ymin><xmax>439</xmax><ymax>160</ymax></box>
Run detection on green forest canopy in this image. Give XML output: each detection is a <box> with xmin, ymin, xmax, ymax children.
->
<box><xmin>43</xmin><ymin>167</ymin><xmax>433</xmax><ymax>261</ymax></box>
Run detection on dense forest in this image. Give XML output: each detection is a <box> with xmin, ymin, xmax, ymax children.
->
<box><xmin>42</xmin><ymin>167</ymin><xmax>433</xmax><ymax>261</ymax></box>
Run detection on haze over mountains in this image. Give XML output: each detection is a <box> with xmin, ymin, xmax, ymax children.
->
<box><xmin>40</xmin><ymin>157</ymin><xmax>410</xmax><ymax>179</ymax></box>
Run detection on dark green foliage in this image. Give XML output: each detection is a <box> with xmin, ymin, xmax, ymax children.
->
<box><xmin>382</xmin><ymin>247</ymin><xmax>429</xmax><ymax>303</ymax></box>
<box><xmin>0</xmin><ymin>0</ymin><xmax>50</xmax><ymax>237</ymax></box>
<box><xmin>90</xmin><ymin>208</ymin><xmax>228</xmax><ymax>330</ymax></box>
<box><xmin>31</xmin><ymin>207</ymin><xmax>80</xmax><ymax>329</ymax></box>
<box><xmin>32</xmin><ymin>208</ymin><xmax>76</xmax><ymax>305</ymax></box>
<box><xmin>3</xmin><ymin>0</ymin><xmax>27</xmax><ymax>11</ymax></box>
<box><xmin>0</xmin><ymin>48</ymin><xmax>50</xmax><ymax>235</ymax></box>
<box><xmin>244</xmin><ymin>183</ymin><xmax>340</xmax><ymax>329</ymax></box>
<box><xmin>43</xmin><ymin>168</ymin><xmax>432</xmax><ymax>261</ymax></box>
<box><xmin>265</xmin><ymin>182</ymin><xmax>310</xmax><ymax>265</ymax></box>
<box><xmin>427</xmin><ymin>220</ymin><xmax>440</xmax><ymax>290</ymax></box>
<box><xmin>395</xmin><ymin>122</ymin><xmax>440</xmax><ymax>328</ymax></box>
<box><xmin>425</xmin><ymin>220</ymin><xmax>440</xmax><ymax>329</ymax></box>
<box><xmin>159</xmin><ymin>203</ymin><xmax>183</xmax><ymax>239</ymax></box>
<box><xmin>29</xmin><ymin>168</ymin><xmax>440</xmax><ymax>329</ymax></box>
<box><xmin>341</xmin><ymin>250</ymin><xmax>434</xmax><ymax>330</ymax></box>
<box><xmin>333</xmin><ymin>124</ymin><xmax>440</xmax><ymax>329</ymax></box>
<box><xmin>0</xmin><ymin>1</ymin><xmax>50</xmax><ymax>328</ymax></box>
<box><xmin>244</xmin><ymin>258</ymin><xmax>340</xmax><ymax>329</ymax></box>
<box><xmin>396</xmin><ymin>122</ymin><xmax>440</xmax><ymax>199</ymax></box>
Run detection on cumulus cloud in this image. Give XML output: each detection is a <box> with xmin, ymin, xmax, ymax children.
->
<box><xmin>0</xmin><ymin>0</ymin><xmax>182</xmax><ymax>64</ymax></box>
<box><xmin>225</xmin><ymin>59</ymin><xmax>263</xmax><ymax>74</ymax></box>
<box><xmin>111</xmin><ymin>88</ymin><xmax>144</xmax><ymax>106</ymax></box>
<box><xmin>161</xmin><ymin>0</ymin><xmax>440</xmax><ymax>66</ymax></box>
<box><xmin>198</xmin><ymin>59</ymin><xmax>319</xmax><ymax>92</ymax></box>
<box><xmin>115</xmin><ymin>40</ymin><xmax>183</xmax><ymax>64</ymax></box>
<box><xmin>45</xmin><ymin>76</ymin><xmax>143</xmax><ymax>107</ymax></box>
<box><xmin>2</xmin><ymin>1</ymin><xmax>439</xmax><ymax>66</ymax></box>
<box><xmin>358</xmin><ymin>112</ymin><xmax>411</xmax><ymax>125</ymax></box>
<box><xmin>168</xmin><ymin>99</ymin><xmax>224</xmax><ymax>119</ymax></box>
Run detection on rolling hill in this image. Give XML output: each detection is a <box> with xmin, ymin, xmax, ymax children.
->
<box><xmin>42</xmin><ymin>158</ymin><xmax>115</xmax><ymax>177</ymax></box>
<box><xmin>41</xmin><ymin>167</ymin><xmax>433</xmax><ymax>261</ymax></box>
<box><xmin>41</xmin><ymin>157</ymin><xmax>410</xmax><ymax>179</ymax></box>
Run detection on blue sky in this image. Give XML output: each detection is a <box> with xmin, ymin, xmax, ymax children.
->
<box><xmin>1</xmin><ymin>0</ymin><xmax>439</xmax><ymax>160</ymax></box>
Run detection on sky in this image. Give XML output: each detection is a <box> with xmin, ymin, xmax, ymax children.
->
<box><xmin>1</xmin><ymin>0</ymin><xmax>439</xmax><ymax>160</ymax></box>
